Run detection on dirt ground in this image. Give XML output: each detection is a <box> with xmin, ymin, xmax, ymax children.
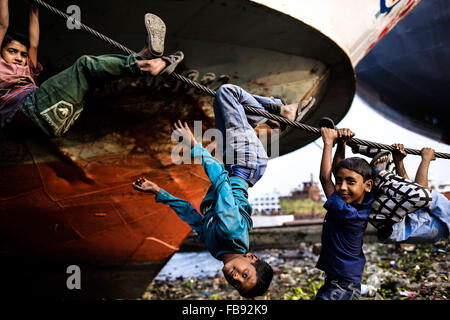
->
<box><xmin>141</xmin><ymin>241</ymin><xmax>449</xmax><ymax>300</ymax></box>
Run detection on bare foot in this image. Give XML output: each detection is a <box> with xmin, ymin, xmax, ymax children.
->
<box><xmin>133</xmin><ymin>177</ymin><xmax>161</xmax><ymax>195</ymax></box>
<box><xmin>372</xmin><ymin>153</ymin><xmax>392</xmax><ymax>173</ymax></box>
<box><xmin>374</xmin><ymin>155</ymin><xmax>391</xmax><ymax>166</ymax></box>
<box><xmin>137</xmin><ymin>58</ymin><xmax>167</xmax><ymax>76</ymax></box>
<box><xmin>280</xmin><ymin>96</ymin><xmax>313</xmax><ymax>121</ymax></box>
<box><xmin>280</xmin><ymin>103</ymin><xmax>299</xmax><ymax>121</ymax></box>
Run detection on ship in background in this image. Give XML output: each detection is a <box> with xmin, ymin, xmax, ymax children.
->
<box><xmin>356</xmin><ymin>0</ymin><xmax>450</xmax><ymax>145</ymax></box>
<box><xmin>0</xmin><ymin>0</ymin><xmax>423</xmax><ymax>299</ymax></box>
<box><xmin>279</xmin><ymin>175</ymin><xmax>326</xmax><ymax>220</ymax></box>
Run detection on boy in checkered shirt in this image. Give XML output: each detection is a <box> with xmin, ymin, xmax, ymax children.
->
<box><xmin>360</xmin><ymin>144</ymin><xmax>449</xmax><ymax>243</ymax></box>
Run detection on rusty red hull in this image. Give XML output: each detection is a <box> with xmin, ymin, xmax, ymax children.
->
<box><xmin>0</xmin><ymin>151</ymin><xmax>212</xmax><ymax>298</ymax></box>
<box><xmin>0</xmin><ymin>159</ymin><xmax>210</xmax><ymax>264</ymax></box>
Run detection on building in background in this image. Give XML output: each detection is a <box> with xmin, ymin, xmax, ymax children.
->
<box><xmin>250</xmin><ymin>191</ymin><xmax>281</xmax><ymax>216</ymax></box>
<box><xmin>279</xmin><ymin>175</ymin><xmax>326</xmax><ymax>219</ymax></box>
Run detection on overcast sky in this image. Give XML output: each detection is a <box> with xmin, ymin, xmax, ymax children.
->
<box><xmin>248</xmin><ymin>95</ymin><xmax>450</xmax><ymax>200</ymax></box>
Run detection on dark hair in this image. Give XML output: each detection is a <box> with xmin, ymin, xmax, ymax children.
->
<box><xmin>1</xmin><ymin>31</ymin><xmax>29</xmax><ymax>49</ymax></box>
<box><xmin>333</xmin><ymin>157</ymin><xmax>372</xmax><ymax>181</ymax></box>
<box><xmin>240</xmin><ymin>259</ymin><xmax>273</xmax><ymax>299</ymax></box>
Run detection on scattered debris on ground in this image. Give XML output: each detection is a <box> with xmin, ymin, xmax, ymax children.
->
<box><xmin>141</xmin><ymin>241</ymin><xmax>449</xmax><ymax>300</ymax></box>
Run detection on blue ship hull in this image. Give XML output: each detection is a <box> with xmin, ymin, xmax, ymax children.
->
<box><xmin>356</xmin><ymin>0</ymin><xmax>450</xmax><ymax>144</ymax></box>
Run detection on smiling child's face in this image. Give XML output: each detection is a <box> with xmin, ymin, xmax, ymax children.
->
<box><xmin>1</xmin><ymin>40</ymin><xmax>28</xmax><ymax>66</ymax></box>
<box><xmin>334</xmin><ymin>167</ymin><xmax>372</xmax><ymax>204</ymax></box>
<box><xmin>222</xmin><ymin>253</ymin><xmax>258</xmax><ymax>294</ymax></box>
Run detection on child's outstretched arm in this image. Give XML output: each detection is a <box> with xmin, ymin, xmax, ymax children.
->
<box><xmin>0</xmin><ymin>0</ymin><xmax>9</xmax><ymax>46</ymax></box>
<box><xmin>332</xmin><ymin>128</ymin><xmax>355</xmax><ymax>171</ymax></box>
<box><xmin>173</xmin><ymin>120</ymin><xmax>229</xmax><ymax>190</ymax></box>
<box><xmin>173</xmin><ymin>120</ymin><xmax>198</xmax><ymax>150</ymax></box>
<box><xmin>320</xmin><ymin>127</ymin><xmax>338</xmax><ymax>199</ymax></box>
<box><xmin>173</xmin><ymin>121</ymin><xmax>245</xmax><ymax>238</ymax></box>
<box><xmin>415</xmin><ymin>147</ymin><xmax>435</xmax><ymax>191</ymax></box>
<box><xmin>27</xmin><ymin>0</ymin><xmax>39</xmax><ymax>68</ymax></box>
<box><xmin>133</xmin><ymin>177</ymin><xmax>161</xmax><ymax>195</ymax></box>
<box><xmin>392</xmin><ymin>143</ymin><xmax>409</xmax><ymax>179</ymax></box>
<box><xmin>132</xmin><ymin>177</ymin><xmax>204</xmax><ymax>237</ymax></box>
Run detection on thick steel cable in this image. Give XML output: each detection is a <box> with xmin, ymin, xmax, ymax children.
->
<box><xmin>32</xmin><ymin>0</ymin><xmax>450</xmax><ymax>159</ymax></box>
<box><xmin>245</xmin><ymin>106</ymin><xmax>449</xmax><ymax>159</ymax></box>
<box><xmin>32</xmin><ymin>0</ymin><xmax>218</xmax><ymax>96</ymax></box>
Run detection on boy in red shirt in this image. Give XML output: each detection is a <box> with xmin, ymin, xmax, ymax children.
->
<box><xmin>0</xmin><ymin>0</ymin><xmax>182</xmax><ymax>136</ymax></box>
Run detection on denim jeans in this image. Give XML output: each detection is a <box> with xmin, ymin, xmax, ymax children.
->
<box><xmin>20</xmin><ymin>54</ymin><xmax>144</xmax><ymax>136</ymax></box>
<box><xmin>315</xmin><ymin>276</ymin><xmax>361</xmax><ymax>300</ymax></box>
<box><xmin>382</xmin><ymin>190</ymin><xmax>450</xmax><ymax>243</ymax></box>
<box><xmin>213</xmin><ymin>84</ymin><xmax>283</xmax><ymax>186</ymax></box>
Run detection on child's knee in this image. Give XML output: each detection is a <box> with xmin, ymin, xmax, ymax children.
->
<box><xmin>75</xmin><ymin>55</ymin><xmax>95</xmax><ymax>69</ymax></box>
<box><xmin>216</xmin><ymin>84</ymin><xmax>239</xmax><ymax>98</ymax></box>
<box><xmin>215</xmin><ymin>84</ymin><xmax>243</xmax><ymax>112</ymax></box>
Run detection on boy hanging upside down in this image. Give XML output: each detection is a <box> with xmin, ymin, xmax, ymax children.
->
<box><xmin>133</xmin><ymin>83</ymin><xmax>314</xmax><ymax>298</ymax></box>
<box><xmin>0</xmin><ymin>0</ymin><xmax>183</xmax><ymax>136</ymax></box>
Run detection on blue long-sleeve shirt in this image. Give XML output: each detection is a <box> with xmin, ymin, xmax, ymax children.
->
<box><xmin>155</xmin><ymin>143</ymin><xmax>253</xmax><ymax>259</ymax></box>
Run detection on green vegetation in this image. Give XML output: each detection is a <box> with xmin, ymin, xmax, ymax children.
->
<box><xmin>280</xmin><ymin>280</ymin><xmax>325</xmax><ymax>300</ymax></box>
<box><xmin>280</xmin><ymin>198</ymin><xmax>326</xmax><ymax>215</ymax></box>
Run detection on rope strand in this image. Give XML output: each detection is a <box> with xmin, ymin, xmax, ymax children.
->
<box><xmin>31</xmin><ymin>0</ymin><xmax>450</xmax><ymax>159</ymax></box>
